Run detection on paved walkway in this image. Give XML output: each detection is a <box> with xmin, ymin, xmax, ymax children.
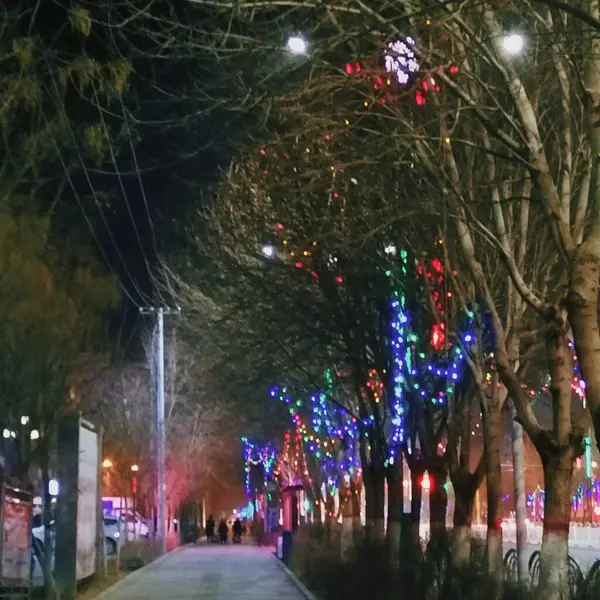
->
<box><xmin>102</xmin><ymin>544</ymin><xmax>307</xmax><ymax>600</ymax></box>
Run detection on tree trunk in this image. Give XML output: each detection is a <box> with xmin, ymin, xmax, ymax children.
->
<box><xmin>538</xmin><ymin>448</ymin><xmax>574</xmax><ymax>600</ymax></box>
<box><xmin>410</xmin><ymin>464</ymin><xmax>424</xmax><ymax>547</ymax></box>
<box><xmin>351</xmin><ymin>479</ymin><xmax>362</xmax><ymax>544</ymax></box>
<box><xmin>485</xmin><ymin>405</ymin><xmax>503</xmax><ymax>584</ymax></box>
<box><xmin>569</xmin><ymin>31</ymin><xmax>600</xmax><ymax>453</ymax></box>
<box><xmin>313</xmin><ymin>494</ymin><xmax>323</xmax><ymax>524</ymax></box>
<box><xmin>340</xmin><ymin>485</ymin><xmax>354</xmax><ymax>560</ymax></box>
<box><xmin>324</xmin><ymin>493</ymin><xmax>335</xmax><ymax>545</ymax></box>
<box><xmin>510</xmin><ymin>404</ymin><xmax>528</xmax><ymax>583</ymax></box>
<box><xmin>451</xmin><ymin>476</ymin><xmax>476</xmax><ymax>566</ymax></box>
<box><xmin>40</xmin><ymin>450</ymin><xmax>57</xmax><ymax>600</ymax></box>
<box><xmin>364</xmin><ymin>464</ymin><xmax>385</xmax><ymax>541</ymax></box>
<box><xmin>429</xmin><ymin>461</ymin><xmax>448</xmax><ymax>545</ymax></box>
<box><xmin>386</xmin><ymin>464</ymin><xmax>403</xmax><ymax>567</ymax></box>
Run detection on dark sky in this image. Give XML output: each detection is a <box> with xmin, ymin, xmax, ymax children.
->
<box><xmin>17</xmin><ymin>0</ymin><xmax>254</xmax><ymax>349</ymax></box>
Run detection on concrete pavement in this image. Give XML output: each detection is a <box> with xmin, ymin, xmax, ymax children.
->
<box><xmin>100</xmin><ymin>543</ymin><xmax>307</xmax><ymax>600</ymax></box>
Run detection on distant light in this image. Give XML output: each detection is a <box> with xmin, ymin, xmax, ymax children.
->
<box><xmin>595</xmin><ymin>506</ymin><xmax>600</xmax><ymax>516</ymax></box>
<box><xmin>261</xmin><ymin>244</ymin><xmax>275</xmax><ymax>258</ymax></box>
<box><xmin>502</xmin><ymin>33</ymin><xmax>525</xmax><ymax>55</ymax></box>
<box><xmin>49</xmin><ymin>480</ymin><xmax>59</xmax><ymax>497</ymax></box>
<box><xmin>113</xmin><ymin>532</ymin><xmax>120</xmax><ymax>539</ymax></box>
<box><xmin>287</xmin><ymin>35</ymin><xmax>308</xmax><ymax>56</ymax></box>
<box><xmin>130</xmin><ymin>464</ymin><xmax>139</xmax><ymax>472</ymax></box>
<box><xmin>3</xmin><ymin>429</ymin><xmax>10</xmax><ymax>439</ymax></box>
<box><xmin>21</xmin><ymin>416</ymin><xmax>29</xmax><ymax>426</ymax></box>
<box><xmin>30</xmin><ymin>430</ymin><xmax>40</xmax><ymax>440</ymax></box>
<box><xmin>384</xmin><ymin>244</ymin><xmax>397</xmax><ymax>256</ymax></box>
<box><xmin>233</xmin><ymin>509</ymin><xmax>238</xmax><ymax>515</ymax></box>
<box><xmin>102</xmin><ymin>459</ymin><xmax>113</xmax><ymax>468</ymax></box>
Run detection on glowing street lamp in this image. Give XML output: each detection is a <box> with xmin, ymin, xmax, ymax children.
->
<box><xmin>261</xmin><ymin>244</ymin><xmax>275</xmax><ymax>258</ymax></box>
<box><xmin>286</xmin><ymin>34</ymin><xmax>308</xmax><ymax>56</ymax></box>
<box><xmin>502</xmin><ymin>33</ymin><xmax>525</xmax><ymax>55</ymax></box>
<box><xmin>49</xmin><ymin>479</ymin><xmax>59</xmax><ymax>497</ymax></box>
<box><xmin>102</xmin><ymin>459</ymin><xmax>113</xmax><ymax>468</ymax></box>
<box><xmin>130</xmin><ymin>464</ymin><xmax>139</xmax><ymax>472</ymax></box>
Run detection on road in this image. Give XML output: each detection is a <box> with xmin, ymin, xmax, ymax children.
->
<box><xmin>100</xmin><ymin>543</ymin><xmax>306</xmax><ymax>600</ymax></box>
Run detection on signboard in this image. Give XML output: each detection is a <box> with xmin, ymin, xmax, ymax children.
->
<box><xmin>76</xmin><ymin>423</ymin><xmax>98</xmax><ymax>581</ymax></box>
<box><xmin>1</xmin><ymin>485</ymin><xmax>32</xmax><ymax>586</ymax></box>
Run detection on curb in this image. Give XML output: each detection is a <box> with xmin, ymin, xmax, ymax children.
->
<box><xmin>92</xmin><ymin>543</ymin><xmax>191</xmax><ymax>600</ymax></box>
<box><xmin>271</xmin><ymin>553</ymin><xmax>319</xmax><ymax>600</ymax></box>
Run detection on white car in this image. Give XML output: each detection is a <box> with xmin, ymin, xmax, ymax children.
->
<box><xmin>31</xmin><ymin>520</ymin><xmax>120</xmax><ymax>586</ymax></box>
<box><xmin>111</xmin><ymin>509</ymin><xmax>149</xmax><ymax>540</ymax></box>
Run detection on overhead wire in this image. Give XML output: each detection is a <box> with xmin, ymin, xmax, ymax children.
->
<box><xmin>119</xmin><ymin>97</ymin><xmax>158</xmax><ymax>254</ymax></box>
<box><xmin>118</xmin><ymin>94</ymin><xmax>169</xmax><ymax>302</ymax></box>
<box><xmin>45</xmin><ymin>64</ymin><xmax>150</xmax><ymax>307</ymax></box>
<box><xmin>92</xmin><ymin>83</ymin><xmax>166</xmax><ymax>304</ymax></box>
<box><xmin>42</xmin><ymin>111</ymin><xmax>143</xmax><ymax>308</ymax></box>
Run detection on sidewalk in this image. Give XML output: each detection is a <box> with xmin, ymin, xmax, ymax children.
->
<box><xmin>100</xmin><ymin>543</ymin><xmax>307</xmax><ymax>600</ymax></box>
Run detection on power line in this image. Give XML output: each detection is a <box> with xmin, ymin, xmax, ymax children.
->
<box><xmin>92</xmin><ymin>84</ymin><xmax>165</xmax><ymax>303</ymax></box>
<box><xmin>46</xmin><ymin>68</ymin><xmax>150</xmax><ymax>306</ymax></box>
<box><xmin>119</xmin><ymin>96</ymin><xmax>160</xmax><ymax>262</ymax></box>
<box><xmin>40</xmin><ymin>103</ymin><xmax>144</xmax><ymax>308</ymax></box>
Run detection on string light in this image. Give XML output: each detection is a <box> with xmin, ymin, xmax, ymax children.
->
<box><xmin>241</xmin><ymin>437</ymin><xmax>277</xmax><ymax>497</ymax></box>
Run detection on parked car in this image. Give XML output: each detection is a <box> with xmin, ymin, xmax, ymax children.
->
<box><xmin>102</xmin><ymin>516</ymin><xmax>122</xmax><ymax>555</ymax></box>
<box><xmin>111</xmin><ymin>509</ymin><xmax>149</xmax><ymax>539</ymax></box>
<box><xmin>31</xmin><ymin>519</ymin><xmax>121</xmax><ymax>587</ymax></box>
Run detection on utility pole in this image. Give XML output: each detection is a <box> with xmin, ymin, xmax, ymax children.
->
<box><xmin>140</xmin><ymin>305</ymin><xmax>180</xmax><ymax>555</ymax></box>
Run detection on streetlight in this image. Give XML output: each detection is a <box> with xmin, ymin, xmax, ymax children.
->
<box><xmin>261</xmin><ymin>244</ymin><xmax>275</xmax><ymax>258</ymax></box>
<box><xmin>502</xmin><ymin>33</ymin><xmax>525</xmax><ymax>55</ymax></box>
<box><xmin>102</xmin><ymin>459</ymin><xmax>113</xmax><ymax>468</ymax></box>
<box><xmin>49</xmin><ymin>479</ymin><xmax>59</xmax><ymax>497</ymax></box>
<box><xmin>286</xmin><ymin>34</ymin><xmax>308</xmax><ymax>56</ymax></box>
<box><xmin>30</xmin><ymin>430</ymin><xmax>39</xmax><ymax>440</ymax></box>
<box><xmin>130</xmin><ymin>464</ymin><xmax>139</xmax><ymax>472</ymax></box>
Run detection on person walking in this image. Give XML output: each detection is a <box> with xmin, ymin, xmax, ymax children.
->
<box><xmin>205</xmin><ymin>515</ymin><xmax>215</xmax><ymax>543</ymax></box>
<box><xmin>218</xmin><ymin>518</ymin><xmax>228</xmax><ymax>544</ymax></box>
<box><xmin>232</xmin><ymin>518</ymin><xmax>242</xmax><ymax>544</ymax></box>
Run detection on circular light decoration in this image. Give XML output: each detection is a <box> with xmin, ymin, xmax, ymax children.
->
<box><xmin>383</xmin><ymin>36</ymin><xmax>420</xmax><ymax>85</ymax></box>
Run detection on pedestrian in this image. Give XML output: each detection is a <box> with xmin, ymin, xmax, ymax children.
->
<box><xmin>205</xmin><ymin>515</ymin><xmax>215</xmax><ymax>542</ymax></box>
<box><xmin>232</xmin><ymin>518</ymin><xmax>242</xmax><ymax>544</ymax></box>
<box><xmin>218</xmin><ymin>518</ymin><xmax>228</xmax><ymax>544</ymax></box>
<box><xmin>255</xmin><ymin>515</ymin><xmax>265</xmax><ymax>546</ymax></box>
